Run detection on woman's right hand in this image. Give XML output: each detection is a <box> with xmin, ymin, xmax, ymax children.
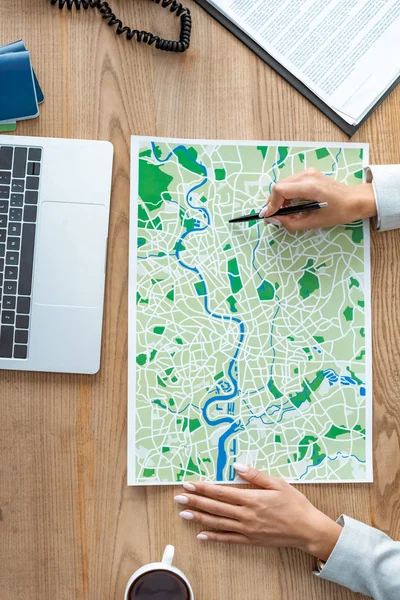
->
<box><xmin>175</xmin><ymin>464</ymin><xmax>342</xmax><ymax>561</ymax></box>
<box><xmin>259</xmin><ymin>168</ymin><xmax>377</xmax><ymax>231</ymax></box>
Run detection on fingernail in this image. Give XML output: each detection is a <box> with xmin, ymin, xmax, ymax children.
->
<box><xmin>264</xmin><ymin>217</ymin><xmax>281</xmax><ymax>226</ymax></box>
<box><xmin>180</xmin><ymin>511</ymin><xmax>194</xmax><ymax>520</ymax></box>
<box><xmin>183</xmin><ymin>483</ymin><xmax>197</xmax><ymax>492</ymax></box>
<box><xmin>174</xmin><ymin>495</ymin><xmax>189</xmax><ymax>505</ymax></box>
<box><xmin>232</xmin><ymin>462</ymin><xmax>249</xmax><ymax>474</ymax></box>
<box><xmin>259</xmin><ymin>205</ymin><xmax>270</xmax><ymax>218</ymax></box>
<box><xmin>197</xmin><ymin>533</ymin><xmax>209</xmax><ymax>541</ymax></box>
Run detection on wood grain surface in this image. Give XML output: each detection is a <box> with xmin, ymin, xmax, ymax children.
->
<box><xmin>1</xmin><ymin>1</ymin><xmax>399</xmax><ymax>599</ymax></box>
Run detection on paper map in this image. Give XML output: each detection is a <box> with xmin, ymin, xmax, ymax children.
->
<box><xmin>128</xmin><ymin>137</ymin><xmax>372</xmax><ymax>485</ymax></box>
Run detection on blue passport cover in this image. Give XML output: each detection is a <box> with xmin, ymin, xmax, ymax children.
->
<box><xmin>0</xmin><ymin>51</ymin><xmax>39</xmax><ymax>121</ymax></box>
<box><xmin>0</xmin><ymin>40</ymin><xmax>44</xmax><ymax>103</ymax></box>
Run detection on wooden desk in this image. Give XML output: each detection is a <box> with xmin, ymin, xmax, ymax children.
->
<box><xmin>1</xmin><ymin>2</ymin><xmax>399</xmax><ymax>598</ymax></box>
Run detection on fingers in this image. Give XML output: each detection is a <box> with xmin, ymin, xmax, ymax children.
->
<box><xmin>277</xmin><ymin>213</ymin><xmax>320</xmax><ymax>232</ymax></box>
<box><xmin>174</xmin><ymin>492</ymin><xmax>242</xmax><ymax>519</ymax></box>
<box><xmin>179</xmin><ymin>510</ymin><xmax>244</xmax><ymax>533</ymax></box>
<box><xmin>196</xmin><ymin>531</ymin><xmax>249</xmax><ymax>545</ymax></box>
<box><xmin>260</xmin><ymin>186</ymin><xmax>285</xmax><ymax>217</ymax></box>
<box><xmin>260</xmin><ymin>168</ymin><xmax>325</xmax><ymax>218</ymax></box>
<box><xmin>182</xmin><ymin>481</ymin><xmax>246</xmax><ymax>505</ymax></box>
<box><xmin>277</xmin><ymin>216</ymin><xmax>306</xmax><ymax>232</ymax></box>
<box><xmin>232</xmin><ymin>463</ymin><xmax>283</xmax><ymax>490</ymax></box>
<box><xmin>264</xmin><ymin>216</ymin><xmax>282</xmax><ymax>226</ymax></box>
<box><xmin>272</xmin><ymin>180</ymin><xmax>322</xmax><ymax>203</ymax></box>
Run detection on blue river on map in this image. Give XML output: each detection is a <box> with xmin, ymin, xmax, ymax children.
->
<box><xmin>150</xmin><ymin>143</ymin><xmax>364</xmax><ymax>481</ymax></box>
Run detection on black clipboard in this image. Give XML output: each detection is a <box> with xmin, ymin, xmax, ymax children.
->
<box><xmin>195</xmin><ymin>0</ymin><xmax>400</xmax><ymax>137</ymax></box>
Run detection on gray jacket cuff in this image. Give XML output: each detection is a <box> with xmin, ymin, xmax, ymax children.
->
<box><xmin>366</xmin><ymin>165</ymin><xmax>400</xmax><ymax>232</ymax></box>
<box><xmin>314</xmin><ymin>515</ymin><xmax>400</xmax><ymax>599</ymax></box>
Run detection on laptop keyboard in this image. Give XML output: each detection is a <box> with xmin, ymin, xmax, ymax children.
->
<box><xmin>0</xmin><ymin>145</ymin><xmax>41</xmax><ymax>359</ymax></box>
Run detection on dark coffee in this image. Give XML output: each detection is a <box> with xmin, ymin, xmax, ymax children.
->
<box><xmin>128</xmin><ymin>569</ymin><xmax>190</xmax><ymax>600</ymax></box>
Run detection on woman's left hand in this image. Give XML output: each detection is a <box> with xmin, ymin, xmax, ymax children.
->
<box><xmin>174</xmin><ymin>464</ymin><xmax>341</xmax><ymax>561</ymax></box>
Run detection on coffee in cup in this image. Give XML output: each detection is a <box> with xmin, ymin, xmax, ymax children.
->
<box><xmin>124</xmin><ymin>545</ymin><xmax>194</xmax><ymax>600</ymax></box>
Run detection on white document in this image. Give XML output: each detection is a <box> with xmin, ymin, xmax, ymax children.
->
<box><xmin>129</xmin><ymin>136</ymin><xmax>372</xmax><ymax>485</ymax></box>
<box><xmin>208</xmin><ymin>0</ymin><xmax>400</xmax><ymax>124</ymax></box>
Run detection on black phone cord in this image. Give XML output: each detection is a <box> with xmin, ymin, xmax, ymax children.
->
<box><xmin>50</xmin><ymin>0</ymin><xmax>192</xmax><ymax>52</ymax></box>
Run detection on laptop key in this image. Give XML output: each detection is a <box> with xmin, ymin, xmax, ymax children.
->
<box><xmin>5</xmin><ymin>267</ymin><xmax>17</xmax><ymax>279</ymax></box>
<box><xmin>0</xmin><ymin>230</ymin><xmax>5</xmax><ymax>243</ymax></box>
<box><xmin>10</xmin><ymin>208</ymin><xmax>22</xmax><ymax>221</ymax></box>
<box><xmin>3</xmin><ymin>296</ymin><xmax>16</xmax><ymax>309</ymax></box>
<box><xmin>26</xmin><ymin>177</ymin><xmax>39</xmax><ymax>191</ymax></box>
<box><xmin>27</xmin><ymin>162</ymin><xmax>41</xmax><ymax>176</ymax></box>
<box><xmin>17</xmin><ymin>297</ymin><xmax>30</xmax><ymax>314</ymax></box>
<box><xmin>12</xmin><ymin>180</ymin><xmax>24</xmax><ymax>193</ymax></box>
<box><xmin>28</xmin><ymin>148</ymin><xmax>42</xmax><ymax>162</ymax></box>
<box><xmin>0</xmin><ymin>172</ymin><xmax>11</xmax><ymax>184</ymax></box>
<box><xmin>24</xmin><ymin>205</ymin><xmax>37</xmax><ymax>223</ymax></box>
<box><xmin>0</xmin><ymin>147</ymin><xmax>13</xmax><ymax>170</ymax></box>
<box><xmin>10</xmin><ymin>194</ymin><xmax>23</xmax><ymax>207</ymax></box>
<box><xmin>0</xmin><ymin>186</ymin><xmax>10</xmax><ymax>199</ymax></box>
<box><xmin>0</xmin><ymin>325</ymin><xmax>14</xmax><ymax>358</ymax></box>
<box><xmin>16</xmin><ymin>315</ymin><xmax>29</xmax><ymax>329</ymax></box>
<box><xmin>4</xmin><ymin>281</ymin><xmax>16</xmax><ymax>294</ymax></box>
<box><xmin>0</xmin><ymin>258</ymin><xmax>4</xmax><ymax>271</ymax></box>
<box><xmin>8</xmin><ymin>223</ymin><xmax>21</xmax><ymax>236</ymax></box>
<box><xmin>0</xmin><ymin>200</ymin><xmax>8</xmax><ymax>213</ymax></box>
<box><xmin>25</xmin><ymin>191</ymin><xmax>38</xmax><ymax>205</ymax></box>
<box><xmin>2</xmin><ymin>311</ymin><xmax>15</xmax><ymax>325</ymax></box>
<box><xmin>0</xmin><ymin>216</ymin><xmax>8</xmax><ymax>228</ymax></box>
<box><xmin>12</xmin><ymin>147</ymin><xmax>27</xmax><ymax>178</ymax></box>
<box><xmin>0</xmin><ymin>244</ymin><xmax>4</xmax><ymax>258</ymax></box>
<box><xmin>6</xmin><ymin>252</ymin><xmax>18</xmax><ymax>266</ymax></box>
<box><xmin>14</xmin><ymin>344</ymin><xmax>27</xmax><ymax>359</ymax></box>
<box><xmin>18</xmin><ymin>224</ymin><xmax>36</xmax><ymax>295</ymax></box>
<box><xmin>7</xmin><ymin>237</ymin><xmax>20</xmax><ymax>250</ymax></box>
<box><xmin>15</xmin><ymin>329</ymin><xmax>28</xmax><ymax>344</ymax></box>
<box><xmin>0</xmin><ymin>273</ymin><xmax>2</xmax><ymax>286</ymax></box>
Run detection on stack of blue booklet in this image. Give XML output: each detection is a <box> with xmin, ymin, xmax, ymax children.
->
<box><xmin>0</xmin><ymin>40</ymin><xmax>44</xmax><ymax>133</ymax></box>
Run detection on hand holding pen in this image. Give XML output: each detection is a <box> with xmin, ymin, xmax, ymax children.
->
<box><xmin>229</xmin><ymin>201</ymin><xmax>327</xmax><ymax>223</ymax></box>
<box><xmin>230</xmin><ymin>169</ymin><xmax>376</xmax><ymax>231</ymax></box>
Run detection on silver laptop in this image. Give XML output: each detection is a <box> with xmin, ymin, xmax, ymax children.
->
<box><xmin>0</xmin><ymin>135</ymin><xmax>113</xmax><ymax>374</ymax></box>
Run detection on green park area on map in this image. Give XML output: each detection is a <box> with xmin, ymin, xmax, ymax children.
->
<box><xmin>129</xmin><ymin>139</ymin><xmax>371</xmax><ymax>485</ymax></box>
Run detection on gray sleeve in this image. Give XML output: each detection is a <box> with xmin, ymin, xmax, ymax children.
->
<box><xmin>366</xmin><ymin>165</ymin><xmax>400</xmax><ymax>232</ymax></box>
<box><xmin>314</xmin><ymin>515</ymin><xmax>400</xmax><ymax>599</ymax></box>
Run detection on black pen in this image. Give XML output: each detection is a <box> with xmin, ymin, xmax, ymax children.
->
<box><xmin>228</xmin><ymin>202</ymin><xmax>328</xmax><ymax>223</ymax></box>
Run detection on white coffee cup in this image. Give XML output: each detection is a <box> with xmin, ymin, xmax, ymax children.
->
<box><xmin>124</xmin><ymin>545</ymin><xmax>194</xmax><ymax>600</ymax></box>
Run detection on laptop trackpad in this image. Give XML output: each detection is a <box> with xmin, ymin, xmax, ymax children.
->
<box><xmin>34</xmin><ymin>202</ymin><xmax>108</xmax><ymax>308</ymax></box>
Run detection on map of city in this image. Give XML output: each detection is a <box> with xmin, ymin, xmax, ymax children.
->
<box><xmin>128</xmin><ymin>137</ymin><xmax>372</xmax><ymax>485</ymax></box>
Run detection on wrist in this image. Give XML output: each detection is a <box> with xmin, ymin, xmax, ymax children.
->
<box><xmin>300</xmin><ymin>510</ymin><xmax>342</xmax><ymax>561</ymax></box>
<box><xmin>348</xmin><ymin>183</ymin><xmax>377</xmax><ymax>220</ymax></box>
